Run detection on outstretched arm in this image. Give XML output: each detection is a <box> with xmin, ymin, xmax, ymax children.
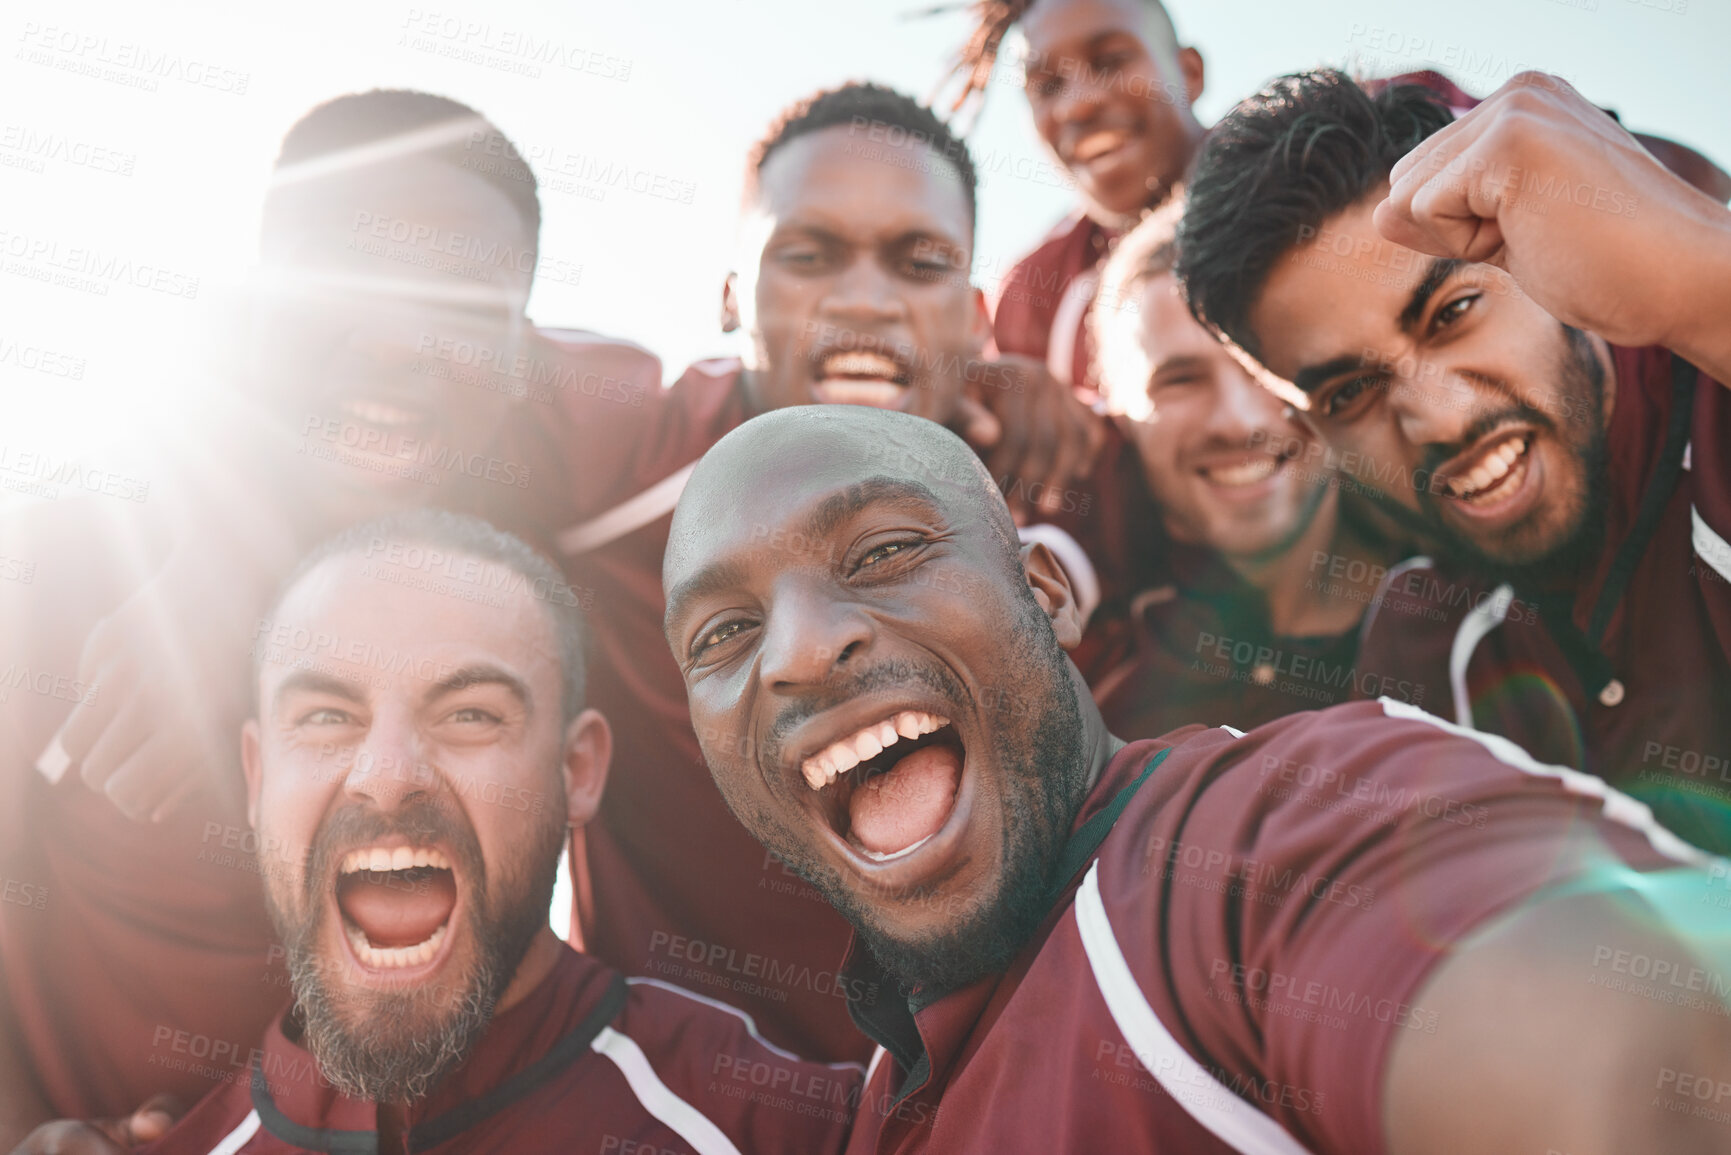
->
<box><xmin>1387</xmin><ymin>874</ymin><xmax>1731</xmax><ymax>1153</ymax></box>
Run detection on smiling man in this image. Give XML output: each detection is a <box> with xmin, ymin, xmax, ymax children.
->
<box><xmin>948</xmin><ymin>0</ymin><xmax>1207</xmax><ymax>396</ymax></box>
<box><xmin>1086</xmin><ymin>199</ymin><xmax>1407</xmax><ymax>735</ymax></box>
<box><xmin>557</xmin><ymin>82</ymin><xmax>1097</xmax><ymax>1064</ymax></box>
<box><xmin>1177</xmin><ymin>69</ymin><xmax>1731</xmax><ymax>851</ymax></box>
<box><xmin>60</xmin><ymin>510</ymin><xmax>860</xmax><ymax>1154</ymax></box>
<box><xmin>663</xmin><ymin>403</ymin><xmax>1731</xmax><ymax>1155</ymax></box>
<box><xmin>0</xmin><ymin>90</ymin><xmax>665</xmax><ymax>1146</ymax></box>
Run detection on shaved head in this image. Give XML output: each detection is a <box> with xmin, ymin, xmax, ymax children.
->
<box><xmin>662</xmin><ymin>404</ymin><xmax>1115</xmax><ymax>995</ymax></box>
<box><xmin>666</xmin><ymin>406</ymin><xmax>1020</xmax><ymax>594</ymax></box>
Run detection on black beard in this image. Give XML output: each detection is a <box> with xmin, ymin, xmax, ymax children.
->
<box><xmin>1422</xmin><ymin>325</ymin><xmax>1612</xmax><ymax>588</ymax></box>
<box><xmin>264</xmin><ymin>796</ymin><xmax>563</xmax><ymax>1103</ymax></box>
<box><xmin>744</xmin><ymin>599</ymin><xmax>1089</xmax><ymax>999</ymax></box>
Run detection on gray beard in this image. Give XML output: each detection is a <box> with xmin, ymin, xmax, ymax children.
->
<box><xmin>284</xmin><ymin>906</ymin><xmax>506</xmax><ymax>1103</ymax></box>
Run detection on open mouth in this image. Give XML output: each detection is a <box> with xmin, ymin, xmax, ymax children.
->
<box><xmin>800</xmin><ymin>709</ymin><xmax>964</xmax><ymax>864</ymax></box>
<box><xmin>811</xmin><ymin>350</ymin><xmax>912</xmax><ymax>409</ymax></box>
<box><xmin>1070</xmin><ymin>128</ymin><xmax>1131</xmax><ymax>166</ymax></box>
<box><xmin>333</xmin><ymin>844</ymin><xmax>459</xmax><ymax>972</ymax></box>
<box><xmin>1438</xmin><ymin>430</ymin><xmax>1536</xmax><ymax>510</ymax></box>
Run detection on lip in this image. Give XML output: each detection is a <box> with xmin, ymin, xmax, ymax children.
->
<box><xmin>1064</xmin><ymin>124</ymin><xmax>1138</xmax><ymax>170</ymax></box>
<box><xmin>1190</xmin><ymin>448</ymin><xmax>1295</xmax><ymax>504</ymax></box>
<box><xmin>1433</xmin><ymin>428</ymin><xmax>1545</xmax><ymax>527</ymax></box>
<box><xmin>781</xmin><ymin>691</ymin><xmax>976</xmax><ymax>888</ymax></box>
<box><xmin>326</xmin><ymin>836</ymin><xmax>465</xmax><ymax>987</ymax></box>
<box><xmin>805</xmin><ymin>344</ymin><xmax>917</xmax><ymax>410</ymax></box>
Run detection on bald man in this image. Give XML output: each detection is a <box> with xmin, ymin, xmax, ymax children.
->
<box><xmin>661</xmin><ymin>403</ymin><xmax>1731</xmax><ymax>1155</ymax></box>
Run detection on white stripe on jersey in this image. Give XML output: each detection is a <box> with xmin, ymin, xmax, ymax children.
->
<box><xmin>624</xmin><ymin>976</ymin><xmax>865</xmax><ymax>1072</ymax></box>
<box><xmin>1692</xmin><ymin>504</ymin><xmax>1731</xmax><ymax>584</ymax></box>
<box><xmin>557</xmin><ymin>461</ymin><xmax>696</xmax><ymax>556</ymax></box>
<box><xmin>1075</xmin><ymin>865</ymin><xmax>1318</xmax><ymax>1155</ymax></box>
<box><xmin>1046</xmin><ymin>269</ymin><xmax>1099</xmax><ymax>387</ymax></box>
<box><xmin>1377</xmin><ymin>698</ymin><xmax>1714</xmax><ymax>867</ymax></box>
<box><xmin>203</xmin><ymin>1109</ymin><xmax>260</xmax><ymax>1155</ymax></box>
<box><xmin>591</xmin><ymin>1026</ymin><xmax>743</xmax><ymax>1155</ymax></box>
<box><xmin>1447</xmin><ymin>582</ymin><xmax>1514</xmax><ymax>728</ymax></box>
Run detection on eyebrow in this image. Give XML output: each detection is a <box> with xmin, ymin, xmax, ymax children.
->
<box><xmin>1397</xmin><ymin>258</ymin><xmax>1464</xmax><ymax>333</ymax></box>
<box><xmin>664</xmin><ymin>477</ymin><xmax>947</xmax><ymax>637</ymax></box>
<box><xmin>1294</xmin><ymin>353</ymin><xmax>1374</xmax><ymax>395</ymax></box>
<box><xmin>1292</xmin><ymin>258</ymin><xmax>1466</xmax><ymax>394</ymax></box>
<box><xmin>273</xmin><ymin>669</ymin><xmax>366</xmax><ymax>713</ymax></box>
<box><xmin>426</xmin><ymin>663</ymin><xmax>532</xmax><ymax>712</ymax></box>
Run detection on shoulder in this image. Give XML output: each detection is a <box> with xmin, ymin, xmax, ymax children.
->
<box><xmin>600</xmin><ymin>977</ymin><xmax>861</xmax><ymax>1152</ymax></box>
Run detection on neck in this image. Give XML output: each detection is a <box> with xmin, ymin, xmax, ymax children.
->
<box><xmin>498</xmin><ymin>926</ymin><xmax>565</xmax><ymax>1014</ymax></box>
<box><xmin>1073</xmin><ymin>661</ymin><xmax>1125</xmax><ymax>795</ymax></box>
<box><xmin>1226</xmin><ymin>492</ymin><xmax>1377</xmax><ymax>638</ymax></box>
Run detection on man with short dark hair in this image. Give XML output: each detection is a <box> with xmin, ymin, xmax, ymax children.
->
<box><xmin>560</xmin><ymin>80</ymin><xmax>1098</xmax><ymax>1063</ymax></box>
<box><xmin>662</xmin><ymin>403</ymin><xmax>1731</xmax><ymax>1155</ymax></box>
<box><xmin>1177</xmin><ymin>68</ymin><xmax>1731</xmax><ymax>851</ymax></box>
<box><xmin>15</xmin><ymin>510</ymin><xmax>856</xmax><ymax>1154</ymax></box>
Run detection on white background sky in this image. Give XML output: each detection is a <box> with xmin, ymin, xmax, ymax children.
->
<box><xmin>1</xmin><ymin>0</ymin><xmax>1723</xmax><ymax>466</ymax></box>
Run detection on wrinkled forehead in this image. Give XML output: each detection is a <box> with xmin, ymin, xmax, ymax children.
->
<box><xmin>666</xmin><ymin>419</ymin><xmax>992</xmax><ymax>588</ymax></box>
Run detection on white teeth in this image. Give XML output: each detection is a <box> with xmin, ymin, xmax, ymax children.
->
<box><xmin>1448</xmin><ymin>436</ymin><xmax>1530</xmax><ymax>500</ymax></box>
<box><xmin>860</xmin><ymin>833</ymin><xmax>934</xmax><ymax>862</ymax></box>
<box><xmin>822</xmin><ymin>351</ymin><xmax>900</xmax><ymax>377</ymax></box>
<box><xmin>801</xmin><ymin>711</ymin><xmax>951</xmax><ymax>791</ymax></box>
<box><xmin>814</xmin><ymin>380</ymin><xmax>905</xmax><ymax>408</ymax></box>
<box><xmin>339</xmin><ymin>846</ymin><xmax>453</xmax><ymax>875</ymax></box>
<box><xmin>345</xmin><ymin>921</ymin><xmax>448</xmax><ymax>969</ymax></box>
<box><xmin>1201</xmin><ymin>456</ymin><xmax>1279</xmax><ymax>487</ymax></box>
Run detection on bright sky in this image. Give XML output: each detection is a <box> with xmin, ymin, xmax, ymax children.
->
<box><xmin>1</xmin><ymin>0</ymin><xmax>1723</xmax><ymax>469</ymax></box>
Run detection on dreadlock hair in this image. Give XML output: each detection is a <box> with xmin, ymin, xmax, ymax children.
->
<box><xmin>268</xmin><ymin>89</ymin><xmax>541</xmax><ymax>260</ymax></box>
<box><xmin>745</xmin><ymin>82</ymin><xmax>978</xmax><ymax>228</ymax></box>
<box><xmin>943</xmin><ymin>0</ymin><xmax>1181</xmax><ymax>124</ymax></box>
<box><xmin>1175</xmin><ymin>69</ymin><xmax>1453</xmax><ymax>361</ymax></box>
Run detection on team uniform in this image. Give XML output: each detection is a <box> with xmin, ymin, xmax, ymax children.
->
<box><xmin>555</xmin><ymin>359</ymin><xmax>870</xmax><ymax>1064</ymax></box>
<box><xmin>139</xmin><ymin>944</ymin><xmax>861</xmax><ymax>1155</ymax></box>
<box><xmin>0</xmin><ymin>332</ymin><xmax>663</xmax><ymax>1121</ymax></box>
<box><xmin>990</xmin><ymin>211</ymin><xmax>1115</xmax><ymax>401</ymax></box>
<box><xmin>1355</xmin><ymin>347</ymin><xmax>1731</xmax><ymax>853</ymax></box>
<box><xmin>1090</xmin><ymin>544</ymin><xmax>1384</xmax><ymax>739</ymax></box>
<box><xmin>839</xmin><ymin>699</ymin><xmax>1711</xmax><ymax>1154</ymax></box>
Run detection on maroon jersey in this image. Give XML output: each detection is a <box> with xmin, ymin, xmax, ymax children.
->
<box><xmin>0</xmin><ymin>331</ymin><xmax>663</xmax><ymax>1121</ymax></box>
<box><xmin>1092</xmin><ymin>547</ymin><xmax>1394</xmax><ymax>739</ymax></box>
<box><xmin>557</xmin><ymin>359</ymin><xmax>869</xmax><ymax>1064</ymax></box>
<box><xmin>139</xmin><ymin>944</ymin><xmax>860</xmax><ymax>1155</ymax></box>
<box><xmin>1355</xmin><ymin>348</ymin><xmax>1731</xmax><ymax>853</ymax></box>
<box><xmin>839</xmin><ymin>699</ymin><xmax>1706</xmax><ymax>1154</ymax></box>
<box><xmin>990</xmin><ymin>212</ymin><xmax>1115</xmax><ymax>401</ymax></box>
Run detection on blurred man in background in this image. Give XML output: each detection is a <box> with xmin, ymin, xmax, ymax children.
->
<box><xmin>949</xmin><ymin>0</ymin><xmax>1206</xmax><ymax>398</ymax></box>
<box><xmin>0</xmin><ymin>90</ymin><xmax>661</xmax><ymax>1145</ymax></box>
<box><xmin>1086</xmin><ymin>198</ymin><xmax>1407</xmax><ymax>736</ymax></box>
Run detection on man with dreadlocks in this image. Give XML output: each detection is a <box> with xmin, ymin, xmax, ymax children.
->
<box><xmin>950</xmin><ymin>0</ymin><xmax>1207</xmax><ymax>401</ymax></box>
